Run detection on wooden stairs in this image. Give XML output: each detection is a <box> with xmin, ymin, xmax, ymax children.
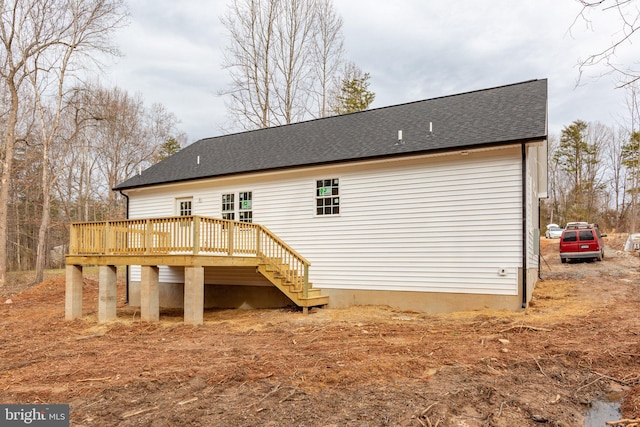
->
<box><xmin>256</xmin><ymin>257</ymin><xmax>328</xmax><ymax>312</ymax></box>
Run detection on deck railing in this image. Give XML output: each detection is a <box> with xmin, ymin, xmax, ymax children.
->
<box><xmin>69</xmin><ymin>216</ymin><xmax>310</xmax><ymax>292</ymax></box>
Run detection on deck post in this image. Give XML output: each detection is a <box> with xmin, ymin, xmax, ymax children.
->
<box><xmin>98</xmin><ymin>265</ymin><xmax>118</xmax><ymax>323</ymax></box>
<box><xmin>104</xmin><ymin>221</ymin><xmax>112</xmax><ymax>255</ymax></box>
<box><xmin>69</xmin><ymin>224</ymin><xmax>77</xmax><ymax>254</ymax></box>
<box><xmin>255</xmin><ymin>226</ymin><xmax>261</xmax><ymax>256</ymax></box>
<box><xmin>144</xmin><ymin>219</ymin><xmax>153</xmax><ymax>254</ymax></box>
<box><xmin>193</xmin><ymin>216</ymin><xmax>201</xmax><ymax>255</ymax></box>
<box><xmin>65</xmin><ymin>264</ymin><xmax>83</xmax><ymax>320</ymax></box>
<box><xmin>184</xmin><ymin>266</ymin><xmax>204</xmax><ymax>325</ymax></box>
<box><xmin>141</xmin><ymin>265</ymin><xmax>160</xmax><ymax>322</ymax></box>
<box><xmin>227</xmin><ymin>222</ymin><xmax>234</xmax><ymax>256</ymax></box>
<box><xmin>303</xmin><ymin>264</ymin><xmax>309</xmax><ymax>299</ymax></box>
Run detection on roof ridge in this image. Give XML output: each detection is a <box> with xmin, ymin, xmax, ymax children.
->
<box><xmin>194</xmin><ymin>79</ymin><xmax>546</xmax><ymax>144</ymax></box>
<box><xmin>115</xmin><ymin>79</ymin><xmax>548</xmax><ymax>191</ymax></box>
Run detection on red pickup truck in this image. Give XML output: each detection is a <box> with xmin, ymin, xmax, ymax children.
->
<box><xmin>559</xmin><ymin>223</ymin><xmax>606</xmax><ymax>263</ymax></box>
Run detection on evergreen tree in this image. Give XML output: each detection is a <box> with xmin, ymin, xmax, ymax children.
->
<box><xmin>155</xmin><ymin>137</ymin><xmax>182</xmax><ymax>162</ymax></box>
<box><xmin>331</xmin><ymin>72</ymin><xmax>375</xmax><ymax>115</ymax></box>
<box><xmin>555</xmin><ymin>120</ymin><xmax>596</xmax><ymax>190</ymax></box>
<box><xmin>554</xmin><ymin>119</ymin><xmax>601</xmax><ymax>220</ymax></box>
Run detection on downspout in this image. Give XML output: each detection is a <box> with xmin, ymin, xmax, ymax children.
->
<box><xmin>119</xmin><ymin>190</ymin><xmax>130</xmax><ymax>305</ymax></box>
<box><xmin>538</xmin><ymin>201</ymin><xmax>542</xmax><ymax>280</ymax></box>
<box><xmin>521</xmin><ymin>143</ymin><xmax>528</xmax><ymax>309</ymax></box>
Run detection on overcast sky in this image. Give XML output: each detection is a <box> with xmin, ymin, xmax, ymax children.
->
<box><xmin>104</xmin><ymin>0</ymin><xmax>635</xmax><ymax>144</ymax></box>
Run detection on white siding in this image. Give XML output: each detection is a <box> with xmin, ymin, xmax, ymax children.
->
<box><xmin>127</xmin><ymin>146</ymin><xmax>524</xmax><ymax>295</ymax></box>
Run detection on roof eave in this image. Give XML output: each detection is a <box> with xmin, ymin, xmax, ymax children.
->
<box><xmin>113</xmin><ymin>136</ymin><xmax>547</xmax><ymax>192</ymax></box>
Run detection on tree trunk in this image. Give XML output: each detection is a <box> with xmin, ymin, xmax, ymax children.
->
<box><xmin>0</xmin><ymin>83</ymin><xmax>19</xmax><ymax>288</ymax></box>
<box><xmin>34</xmin><ymin>164</ymin><xmax>51</xmax><ymax>284</ymax></box>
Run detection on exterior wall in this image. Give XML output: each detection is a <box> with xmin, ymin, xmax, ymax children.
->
<box><xmin>125</xmin><ymin>144</ymin><xmax>541</xmax><ymax>311</ymax></box>
<box><xmin>524</xmin><ymin>143</ymin><xmax>545</xmax><ymax>306</ymax></box>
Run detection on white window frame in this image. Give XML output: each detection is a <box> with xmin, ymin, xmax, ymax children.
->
<box><xmin>176</xmin><ymin>197</ymin><xmax>193</xmax><ymax>216</ymax></box>
<box><xmin>221</xmin><ymin>193</ymin><xmax>235</xmax><ymax>220</ymax></box>
<box><xmin>221</xmin><ymin>191</ymin><xmax>253</xmax><ymax>223</ymax></box>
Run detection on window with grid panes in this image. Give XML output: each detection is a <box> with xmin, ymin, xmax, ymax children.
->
<box><xmin>239</xmin><ymin>191</ymin><xmax>252</xmax><ymax>223</ymax></box>
<box><xmin>222</xmin><ymin>194</ymin><xmax>234</xmax><ymax>220</ymax></box>
<box><xmin>316</xmin><ymin>178</ymin><xmax>339</xmax><ymax>215</ymax></box>
<box><xmin>177</xmin><ymin>198</ymin><xmax>192</xmax><ymax>216</ymax></box>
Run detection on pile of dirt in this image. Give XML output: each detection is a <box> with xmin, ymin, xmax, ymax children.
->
<box><xmin>1</xmin><ymin>234</ymin><xmax>639</xmax><ymax>426</ymax></box>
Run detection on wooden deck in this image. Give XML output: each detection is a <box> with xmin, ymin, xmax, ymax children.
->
<box><xmin>65</xmin><ymin>216</ymin><xmax>328</xmax><ymax>324</ymax></box>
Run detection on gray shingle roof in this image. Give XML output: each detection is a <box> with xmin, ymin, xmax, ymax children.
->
<box><xmin>115</xmin><ymin>79</ymin><xmax>547</xmax><ymax>190</ymax></box>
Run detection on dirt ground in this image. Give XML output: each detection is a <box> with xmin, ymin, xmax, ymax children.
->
<box><xmin>1</xmin><ymin>236</ymin><xmax>639</xmax><ymax>427</ymax></box>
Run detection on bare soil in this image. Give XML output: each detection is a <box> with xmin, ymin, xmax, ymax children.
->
<box><xmin>1</xmin><ymin>236</ymin><xmax>639</xmax><ymax>426</ymax></box>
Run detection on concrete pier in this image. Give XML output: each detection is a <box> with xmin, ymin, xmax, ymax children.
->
<box><xmin>141</xmin><ymin>266</ymin><xmax>160</xmax><ymax>322</ymax></box>
<box><xmin>98</xmin><ymin>265</ymin><xmax>118</xmax><ymax>323</ymax></box>
<box><xmin>184</xmin><ymin>267</ymin><xmax>204</xmax><ymax>325</ymax></box>
<box><xmin>65</xmin><ymin>265</ymin><xmax>83</xmax><ymax>320</ymax></box>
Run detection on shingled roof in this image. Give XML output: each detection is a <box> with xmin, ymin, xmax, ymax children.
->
<box><xmin>115</xmin><ymin>79</ymin><xmax>548</xmax><ymax>191</ymax></box>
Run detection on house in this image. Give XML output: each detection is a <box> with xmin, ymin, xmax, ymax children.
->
<box><xmin>77</xmin><ymin>79</ymin><xmax>548</xmax><ymax>320</ymax></box>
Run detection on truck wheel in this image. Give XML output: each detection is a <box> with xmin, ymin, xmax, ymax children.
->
<box><xmin>561</xmin><ymin>257</ymin><xmax>566</xmax><ymax>264</ymax></box>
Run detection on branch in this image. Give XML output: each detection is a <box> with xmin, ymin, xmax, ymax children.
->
<box><xmin>574</xmin><ymin>0</ymin><xmax>640</xmax><ymax>85</ymax></box>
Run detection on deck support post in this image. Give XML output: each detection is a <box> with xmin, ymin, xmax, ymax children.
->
<box><xmin>227</xmin><ymin>222</ymin><xmax>234</xmax><ymax>255</ymax></box>
<box><xmin>141</xmin><ymin>266</ymin><xmax>160</xmax><ymax>322</ymax></box>
<box><xmin>65</xmin><ymin>264</ymin><xmax>83</xmax><ymax>320</ymax></box>
<box><xmin>98</xmin><ymin>265</ymin><xmax>118</xmax><ymax>323</ymax></box>
<box><xmin>184</xmin><ymin>266</ymin><xmax>204</xmax><ymax>325</ymax></box>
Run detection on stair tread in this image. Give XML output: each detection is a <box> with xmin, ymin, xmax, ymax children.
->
<box><xmin>301</xmin><ymin>295</ymin><xmax>328</xmax><ymax>301</ymax></box>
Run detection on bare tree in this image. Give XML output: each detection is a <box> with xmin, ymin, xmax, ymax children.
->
<box><xmin>311</xmin><ymin>0</ymin><xmax>343</xmax><ymax>117</ymax></box>
<box><xmin>0</xmin><ymin>0</ymin><xmax>126</xmax><ymax>287</ymax></box>
<box><xmin>220</xmin><ymin>0</ymin><xmax>347</xmax><ymax>129</ymax></box>
<box><xmin>58</xmin><ymin>86</ymin><xmax>104</xmax><ymax>222</ymax></box>
<box><xmin>0</xmin><ymin>2</ymin><xmax>25</xmax><ymax>288</ymax></box>
<box><xmin>575</xmin><ymin>0</ymin><xmax>640</xmax><ymax>86</ymax></box>
<box><xmin>604</xmin><ymin>126</ymin><xmax>630</xmax><ymax>228</ymax></box>
<box><xmin>8</xmin><ymin>120</ymin><xmax>40</xmax><ymax>272</ymax></box>
<box><xmin>220</xmin><ymin>0</ymin><xmax>278</xmax><ymax>129</ymax></box>
<box><xmin>544</xmin><ymin>135</ymin><xmax>565</xmax><ymax>225</ymax></box>
<box><xmin>54</xmin><ymin>83</ymin><xmax>184</xmax><ymax>228</ymax></box>
<box><xmin>272</xmin><ymin>0</ymin><xmax>316</xmax><ymax>124</ymax></box>
<box><xmin>583</xmin><ymin>122</ymin><xmax>611</xmax><ymax>221</ymax></box>
<box><xmin>24</xmin><ymin>0</ymin><xmax>127</xmax><ymax>283</ymax></box>
<box><xmin>90</xmin><ymin>86</ymin><xmax>153</xmax><ymax>216</ymax></box>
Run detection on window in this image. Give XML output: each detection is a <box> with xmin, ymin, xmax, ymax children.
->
<box><xmin>562</xmin><ymin>231</ymin><xmax>577</xmax><ymax>242</ymax></box>
<box><xmin>176</xmin><ymin>198</ymin><xmax>192</xmax><ymax>216</ymax></box>
<box><xmin>239</xmin><ymin>192</ymin><xmax>253</xmax><ymax>223</ymax></box>
<box><xmin>579</xmin><ymin>230</ymin><xmax>595</xmax><ymax>241</ymax></box>
<box><xmin>222</xmin><ymin>194</ymin><xmax>235</xmax><ymax>220</ymax></box>
<box><xmin>316</xmin><ymin>178</ymin><xmax>339</xmax><ymax>215</ymax></box>
<box><xmin>221</xmin><ymin>191</ymin><xmax>253</xmax><ymax>223</ymax></box>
